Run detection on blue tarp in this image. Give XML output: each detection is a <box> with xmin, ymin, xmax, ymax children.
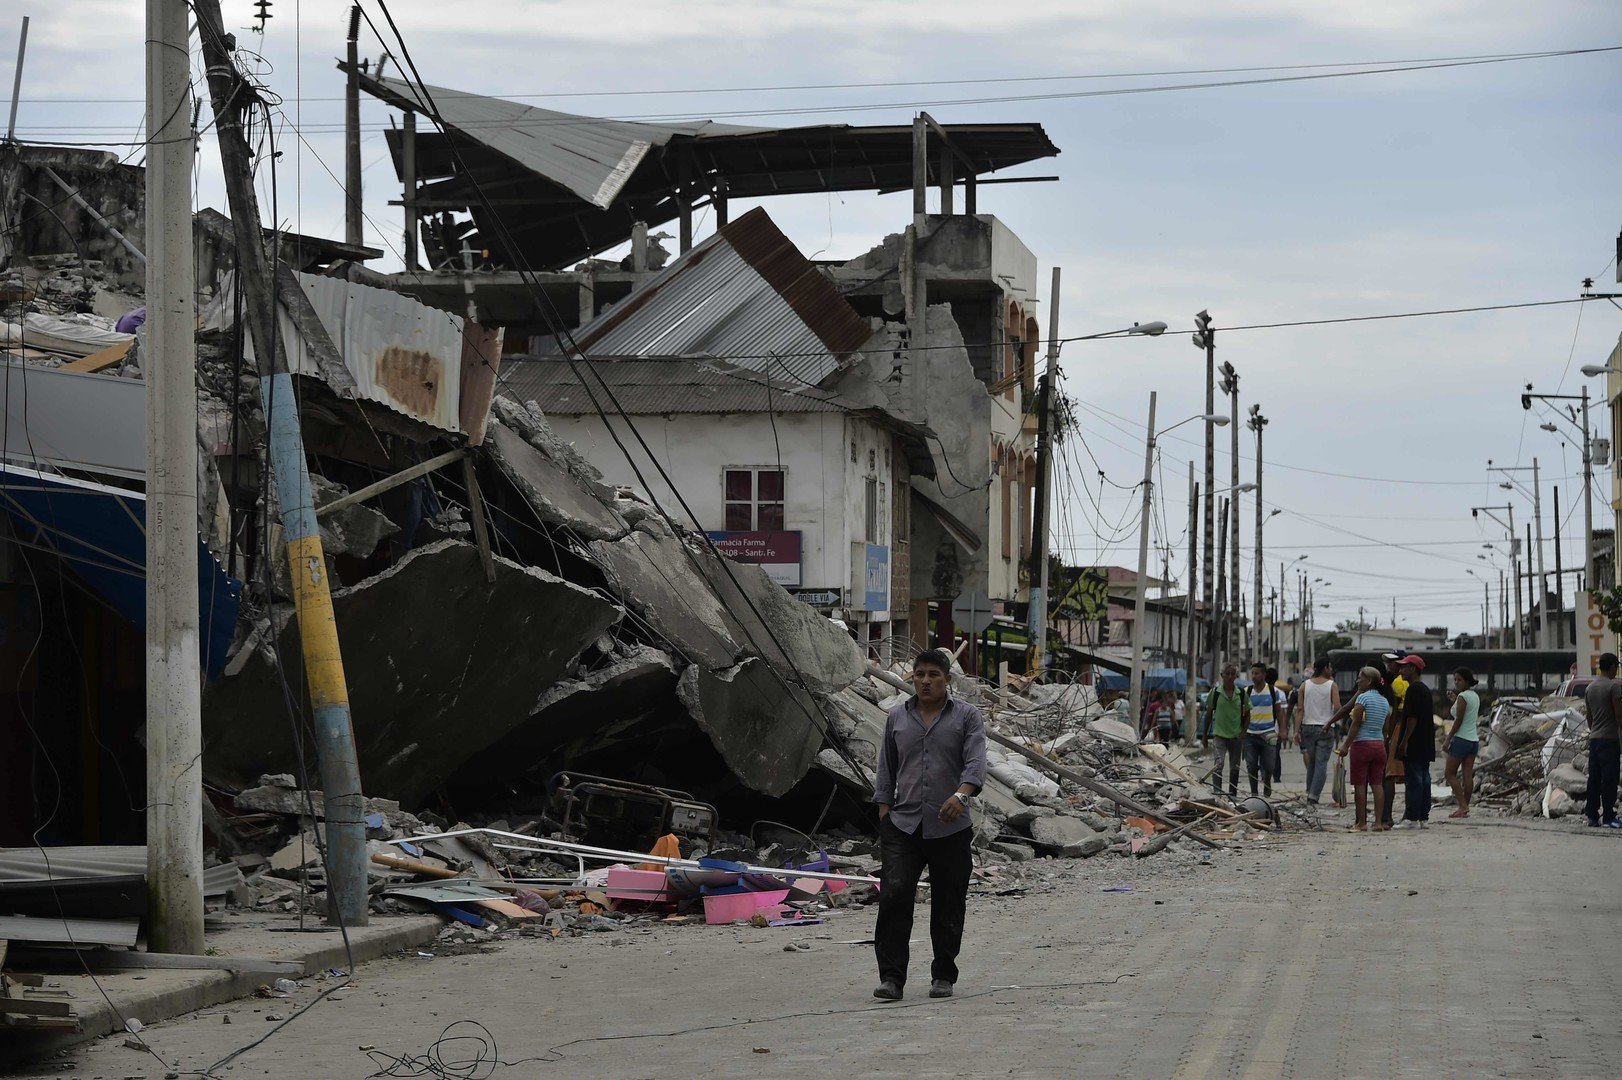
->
<box><xmin>1096</xmin><ymin>668</ymin><xmax>1188</xmax><ymax>692</ymax></box>
<box><xmin>0</xmin><ymin>466</ymin><xmax>242</xmax><ymax>679</ymax></box>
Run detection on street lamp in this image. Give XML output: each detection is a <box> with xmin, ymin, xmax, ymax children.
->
<box><xmin>1130</xmin><ymin>395</ymin><xmax>1229</xmax><ymax>727</ymax></box>
<box><xmin>1526</xmin><ymin>380</ymin><xmax>1599</xmax><ymax>598</ymax></box>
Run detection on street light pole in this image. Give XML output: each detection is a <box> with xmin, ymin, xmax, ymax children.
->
<box><xmin>1185</xmin><ymin>462</ymin><xmax>1198</xmax><ymax>744</ymax></box>
<box><xmin>1132</xmin><ymin>406</ymin><xmax>1227</xmax><ymax>728</ymax></box>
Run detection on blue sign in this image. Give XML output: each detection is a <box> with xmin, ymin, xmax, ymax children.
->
<box><xmin>862</xmin><ymin>544</ymin><xmax>889</xmax><ymax>612</ymax></box>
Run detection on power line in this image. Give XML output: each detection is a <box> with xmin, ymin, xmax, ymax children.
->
<box><xmin>18</xmin><ymin>47</ymin><xmax>1603</xmax><ymax>105</ymax></box>
<box><xmin>18</xmin><ymin>47</ymin><xmax>1620</xmax><ymax>140</ymax></box>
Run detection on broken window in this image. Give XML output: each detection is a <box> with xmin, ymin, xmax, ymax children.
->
<box><xmin>724</xmin><ymin>468</ymin><xmax>785</xmax><ymax>530</ymax></box>
<box><xmin>865</xmin><ymin>478</ymin><xmax>878</xmax><ymax>542</ymax></box>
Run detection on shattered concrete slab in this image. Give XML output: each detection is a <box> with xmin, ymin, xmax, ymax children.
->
<box><xmin>485</xmin><ymin>415</ymin><xmax>629</xmax><ymax>541</ymax></box>
<box><xmin>693</xmin><ymin>547</ymin><xmax>865</xmax><ymax>695</ymax></box>
<box><xmin>310</xmin><ymin>472</ymin><xmax>398</xmax><ymax>559</ymax></box>
<box><xmin>203</xmin><ymin>541</ymin><xmax>619</xmax><ymax>806</ymax></box>
<box><xmin>589</xmin><ymin>530</ymin><xmax>747</xmax><ymax>670</ymax></box>
<box><xmin>677</xmin><ymin>658</ymin><xmax>826</xmax><ymax>797</ymax></box>
<box><xmin>443</xmin><ymin>645</ymin><xmax>680</xmax><ymax>792</ymax></box>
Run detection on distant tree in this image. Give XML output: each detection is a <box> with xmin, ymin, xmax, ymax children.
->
<box><xmin>1315</xmin><ymin>631</ymin><xmax>1353</xmax><ymax>654</ymax></box>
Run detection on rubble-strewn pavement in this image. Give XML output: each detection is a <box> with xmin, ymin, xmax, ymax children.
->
<box><xmin>19</xmin><ymin>751</ymin><xmax>1619</xmax><ymax>1080</ymax></box>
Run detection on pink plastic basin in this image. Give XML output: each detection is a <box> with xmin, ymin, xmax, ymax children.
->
<box><xmin>703</xmin><ymin>888</ymin><xmax>791</xmax><ymax>925</ymax></box>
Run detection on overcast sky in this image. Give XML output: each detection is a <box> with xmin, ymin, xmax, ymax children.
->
<box><xmin>10</xmin><ymin>1</ymin><xmax>1621</xmax><ymax>639</ymax></box>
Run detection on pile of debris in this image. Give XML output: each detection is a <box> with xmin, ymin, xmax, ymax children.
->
<box><xmin>1474</xmin><ymin>694</ymin><xmax>1591</xmax><ymax>817</ymax></box>
<box><xmin>0</xmin><ymin>255</ymin><xmax>143</xmax><ymax>374</ymax></box>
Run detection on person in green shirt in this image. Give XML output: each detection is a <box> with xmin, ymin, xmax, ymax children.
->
<box><xmin>1205</xmin><ymin>664</ymin><xmax>1249</xmax><ymax>798</ymax></box>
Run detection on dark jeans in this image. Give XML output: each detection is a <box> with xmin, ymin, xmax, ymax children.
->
<box><xmin>875</xmin><ymin>819</ymin><xmax>973</xmax><ymax>988</ymax></box>
<box><xmin>1586</xmin><ymin>739</ymin><xmax>1620</xmax><ymax>824</ymax></box>
<box><xmin>1403</xmin><ymin>759</ymin><xmax>1432</xmax><ymax>821</ymax></box>
<box><xmin>1242</xmin><ymin>734</ymin><xmax>1277</xmax><ymax>795</ymax></box>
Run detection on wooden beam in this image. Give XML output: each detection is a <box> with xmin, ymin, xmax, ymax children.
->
<box><xmin>315</xmin><ymin>448</ymin><xmax>466</xmax><ymax>518</ymax></box>
<box><xmin>60</xmin><ymin>340</ymin><xmax>132</xmax><ymax>373</ymax></box>
<box><xmin>460</xmin><ymin>455</ymin><xmax>497</xmax><ymax>584</ymax></box>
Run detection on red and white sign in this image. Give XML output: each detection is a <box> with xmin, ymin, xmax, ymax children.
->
<box><xmin>707</xmin><ymin>530</ymin><xmax>803</xmax><ymax>586</ymax></box>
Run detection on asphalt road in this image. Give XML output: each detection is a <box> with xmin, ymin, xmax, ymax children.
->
<box><xmin>18</xmin><ymin>757</ymin><xmax>1621</xmax><ymax>1080</ymax></box>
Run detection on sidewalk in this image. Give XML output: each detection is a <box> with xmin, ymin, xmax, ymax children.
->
<box><xmin>5</xmin><ymin>911</ymin><xmax>440</xmax><ymax>1061</ymax></box>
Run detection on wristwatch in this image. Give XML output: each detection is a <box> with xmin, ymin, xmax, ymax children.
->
<box><xmin>952</xmin><ymin>792</ymin><xmax>971</xmax><ymax>805</ymax></box>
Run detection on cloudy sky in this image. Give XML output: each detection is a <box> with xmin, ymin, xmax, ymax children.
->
<box><xmin>11</xmin><ymin>1</ymin><xmax>1621</xmax><ymax>640</ymax></box>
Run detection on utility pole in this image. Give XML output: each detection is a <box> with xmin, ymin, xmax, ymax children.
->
<box><xmin>1194</xmin><ymin>311</ymin><xmax>1215</xmax><ymax>682</ymax></box>
<box><xmin>144</xmin><ymin>0</ymin><xmax>203</xmax><ymax>956</ymax></box>
<box><xmin>1026</xmin><ymin>267</ymin><xmax>1061</xmax><ymax>675</ymax></box>
<box><xmin>1127</xmin><ymin>391</ymin><xmax>1158</xmax><ymax>728</ymax></box>
<box><xmin>1184</xmin><ymin>464</ymin><xmax>1198</xmax><ymax>744</ymax></box>
<box><xmin>1216</xmin><ymin>498</ymin><xmax>1229</xmax><ymax>666</ymax></box>
<box><xmin>1219</xmin><ymin>362</ymin><xmax>1240</xmax><ymax>656</ymax></box>
<box><xmin>343</xmin><ymin>5</ymin><xmax>363</xmax><ymax>248</ymax></box>
<box><xmin>1533</xmin><ymin>458</ymin><xmax>1548</xmax><ymax>649</ymax></box>
<box><xmin>1358</xmin><ymin>606</ymin><xmax>1366</xmax><ymax>649</ymax></box>
<box><xmin>196</xmin><ymin>0</ymin><xmax>369</xmax><ymax>927</ymax></box>
<box><xmin>1247</xmin><ymin>403</ymin><xmax>1266</xmax><ymax>668</ymax></box>
<box><xmin>6</xmin><ymin>15</ymin><xmax>27</xmax><ymax>142</ymax></box>
<box><xmin>1524</xmin><ymin>384</ymin><xmax>1597</xmax><ymax>615</ymax></box>
<box><xmin>1554</xmin><ymin>485</ymin><xmax>1564</xmax><ymax>648</ymax></box>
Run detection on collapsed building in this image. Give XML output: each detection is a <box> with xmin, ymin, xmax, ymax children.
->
<box><xmin>0</xmin><ymin>79</ymin><xmax>1066</xmax><ymax>847</ymax></box>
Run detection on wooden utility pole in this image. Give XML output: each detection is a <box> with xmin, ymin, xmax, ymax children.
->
<box><xmin>144</xmin><ymin>0</ymin><xmax>204</xmax><ymax>956</ymax></box>
<box><xmin>1026</xmin><ymin>267</ymin><xmax>1061</xmax><ymax>674</ymax></box>
<box><xmin>195</xmin><ymin>0</ymin><xmax>368</xmax><ymax>927</ymax></box>
<box><xmin>343</xmin><ymin>5</ymin><xmax>363</xmax><ymax>248</ymax></box>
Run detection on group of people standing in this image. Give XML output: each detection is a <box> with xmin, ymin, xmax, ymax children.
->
<box><xmin>1199</xmin><ymin>651</ymin><xmax>1484</xmax><ymax>830</ymax></box>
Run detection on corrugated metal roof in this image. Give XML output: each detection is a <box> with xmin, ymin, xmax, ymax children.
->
<box><xmin>501</xmin><ymin>358</ymin><xmax>850</xmax><ymax>416</ymax></box>
<box><xmin>375</xmin><ymin>76</ymin><xmax>760</xmax><ymax>209</ymax></box>
<box><xmin>563</xmin><ymin>209</ymin><xmax>872</xmax><ymax>387</ymax></box>
<box><xmin>237</xmin><ymin>271</ymin><xmax>479</xmax><ymax>433</ymax></box>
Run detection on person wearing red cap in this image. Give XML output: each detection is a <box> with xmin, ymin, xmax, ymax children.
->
<box><xmin>1390</xmin><ymin>655</ymin><xmax>1435</xmax><ymax>828</ymax></box>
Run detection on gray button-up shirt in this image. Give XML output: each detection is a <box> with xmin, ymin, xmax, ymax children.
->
<box><xmin>873</xmin><ymin>695</ymin><xmax>988</xmax><ymax>839</ymax></box>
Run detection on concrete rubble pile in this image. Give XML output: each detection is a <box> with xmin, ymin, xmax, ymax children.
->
<box><xmin>1474</xmin><ymin>694</ymin><xmax>1591</xmax><ymax>817</ymax></box>
<box><xmin>847</xmin><ymin>661</ymin><xmax>1241</xmax><ymax>867</ymax></box>
<box><xmin>0</xmin><ymin>255</ymin><xmax>143</xmax><ymax>372</ymax></box>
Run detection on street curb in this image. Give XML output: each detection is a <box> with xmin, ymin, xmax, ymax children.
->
<box><xmin>10</xmin><ymin>915</ymin><xmax>442</xmax><ymax>1061</ymax></box>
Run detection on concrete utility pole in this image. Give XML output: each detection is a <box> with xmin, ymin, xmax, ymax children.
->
<box><xmin>1247</xmin><ymin>403</ymin><xmax>1267</xmax><ymax>667</ymax></box>
<box><xmin>1128</xmin><ymin>392</ymin><xmax>1158</xmax><ymax>730</ymax></box>
<box><xmin>343</xmin><ymin>5</ymin><xmax>363</xmax><ymax>248</ymax></box>
<box><xmin>196</xmin><ymin>0</ymin><xmax>369</xmax><ymax>927</ymax></box>
<box><xmin>1026</xmin><ymin>267</ymin><xmax>1061</xmax><ymax>675</ymax></box>
<box><xmin>1219</xmin><ymin>362</ymin><xmax>1240</xmax><ymax>657</ymax></box>
<box><xmin>1216</xmin><ymin>498</ymin><xmax>1229</xmax><ymax>665</ymax></box>
<box><xmin>144</xmin><ymin>0</ymin><xmax>203</xmax><ymax>956</ymax></box>
<box><xmin>1533</xmin><ymin>458</ymin><xmax>1548</xmax><ymax>649</ymax></box>
<box><xmin>1185</xmin><ymin>463</ymin><xmax>1198</xmax><ymax>744</ymax></box>
<box><xmin>1194</xmin><ymin>311</ymin><xmax>1215</xmax><ymax>682</ymax></box>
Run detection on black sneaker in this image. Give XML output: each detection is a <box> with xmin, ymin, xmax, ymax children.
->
<box><xmin>873</xmin><ymin>980</ymin><xmax>902</xmax><ymax>1000</ymax></box>
<box><xmin>929</xmin><ymin>979</ymin><xmax>953</xmax><ymax>998</ymax></box>
<box><xmin>1585</xmin><ymin>818</ymin><xmax>1601</xmax><ymax>827</ymax></box>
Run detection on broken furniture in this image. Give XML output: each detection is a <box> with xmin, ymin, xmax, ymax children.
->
<box><xmin>553</xmin><ymin>772</ymin><xmax>718</xmax><ymax>852</ymax></box>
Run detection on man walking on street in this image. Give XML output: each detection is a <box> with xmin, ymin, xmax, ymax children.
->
<box><xmin>1245</xmin><ymin>663</ymin><xmax>1284</xmax><ymax>797</ymax></box>
<box><xmin>1207</xmin><ymin>664</ymin><xmax>1247</xmax><ymax>798</ymax></box>
<box><xmin>1391</xmin><ymin>655</ymin><xmax>1435</xmax><ymax>828</ymax></box>
<box><xmin>1582</xmin><ymin>652</ymin><xmax>1621</xmax><ymax>827</ymax></box>
<box><xmin>872</xmin><ymin>648</ymin><xmax>987</xmax><ymax>1001</ymax></box>
<box><xmin>1295</xmin><ymin>658</ymin><xmax>1341</xmax><ymax>804</ymax></box>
